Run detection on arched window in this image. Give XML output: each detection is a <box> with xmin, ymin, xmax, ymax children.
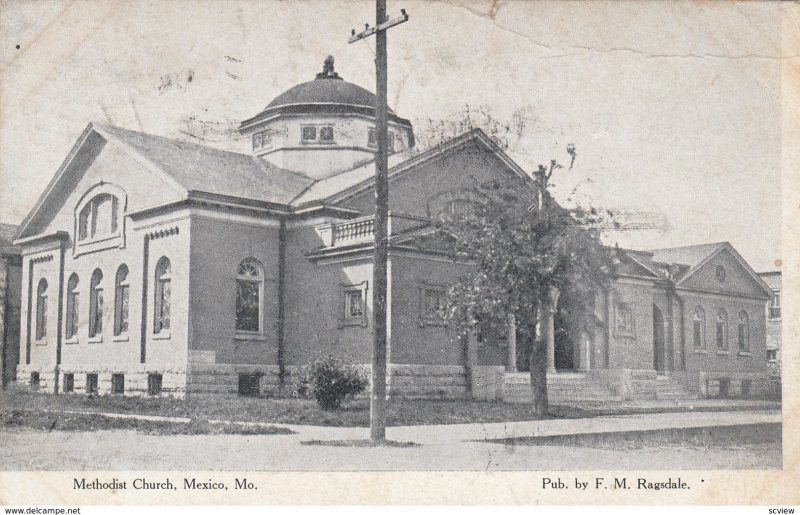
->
<box><xmin>89</xmin><ymin>269</ymin><xmax>104</xmax><ymax>338</ymax></box>
<box><xmin>692</xmin><ymin>306</ymin><xmax>705</xmax><ymax>349</ymax></box>
<box><xmin>35</xmin><ymin>279</ymin><xmax>48</xmax><ymax>340</ymax></box>
<box><xmin>738</xmin><ymin>311</ymin><xmax>750</xmax><ymax>352</ymax></box>
<box><xmin>236</xmin><ymin>258</ymin><xmax>264</xmax><ymax>334</ymax></box>
<box><xmin>715</xmin><ymin>309</ymin><xmax>728</xmax><ymax>350</ymax></box>
<box><xmin>154</xmin><ymin>257</ymin><xmax>171</xmax><ymax>334</ymax></box>
<box><xmin>78</xmin><ymin>193</ymin><xmax>119</xmax><ymax>241</ymax></box>
<box><xmin>427</xmin><ymin>190</ymin><xmax>483</xmax><ymax>221</ymax></box>
<box><xmin>65</xmin><ymin>274</ymin><xmax>79</xmax><ymax>340</ymax></box>
<box><xmin>114</xmin><ymin>265</ymin><xmax>130</xmax><ymax>336</ymax></box>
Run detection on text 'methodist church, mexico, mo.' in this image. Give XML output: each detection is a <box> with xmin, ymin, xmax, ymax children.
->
<box><xmin>8</xmin><ymin>57</ymin><xmax>775</xmax><ymax>402</ymax></box>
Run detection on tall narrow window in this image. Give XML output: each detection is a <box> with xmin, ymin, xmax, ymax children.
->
<box><xmin>78</xmin><ymin>204</ymin><xmax>91</xmax><ymax>240</ymax></box>
<box><xmin>738</xmin><ymin>311</ymin><xmax>750</xmax><ymax>352</ymax></box>
<box><xmin>154</xmin><ymin>257</ymin><xmax>171</xmax><ymax>334</ymax></box>
<box><xmin>35</xmin><ymin>279</ymin><xmax>48</xmax><ymax>340</ymax></box>
<box><xmin>715</xmin><ymin>309</ymin><xmax>728</xmax><ymax>350</ymax></box>
<box><xmin>236</xmin><ymin>258</ymin><xmax>263</xmax><ymax>334</ymax></box>
<box><xmin>114</xmin><ymin>265</ymin><xmax>130</xmax><ymax>336</ymax></box>
<box><xmin>769</xmin><ymin>290</ymin><xmax>781</xmax><ymax>319</ymax></box>
<box><xmin>65</xmin><ymin>274</ymin><xmax>79</xmax><ymax>340</ymax></box>
<box><xmin>692</xmin><ymin>306</ymin><xmax>705</xmax><ymax>349</ymax></box>
<box><xmin>89</xmin><ymin>269</ymin><xmax>104</xmax><ymax>338</ymax></box>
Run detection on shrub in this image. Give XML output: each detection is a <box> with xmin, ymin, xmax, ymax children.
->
<box><xmin>294</xmin><ymin>356</ymin><xmax>368</xmax><ymax>410</ymax></box>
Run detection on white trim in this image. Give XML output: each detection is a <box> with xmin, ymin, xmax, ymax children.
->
<box><xmin>189</xmin><ymin>207</ymin><xmax>281</xmax><ymax>228</ymax></box>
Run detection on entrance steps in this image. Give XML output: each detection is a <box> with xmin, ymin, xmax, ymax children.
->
<box><xmin>656</xmin><ymin>374</ymin><xmax>698</xmax><ymax>400</ymax></box>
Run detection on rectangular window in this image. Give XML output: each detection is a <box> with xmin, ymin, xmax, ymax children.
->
<box><xmin>30</xmin><ymin>372</ymin><xmax>40</xmax><ymax>391</ymax></box>
<box><xmin>319</xmin><ymin>125</ymin><xmax>334</xmax><ymax>142</ymax></box>
<box><xmin>301</xmin><ymin>126</ymin><xmax>317</xmax><ymax>142</ymax></box>
<box><xmin>340</xmin><ymin>282</ymin><xmax>368</xmax><ymax>328</ymax></box>
<box><xmin>111</xmin><ymin>373</ymin><xmax>125</xmax><ymax>395</ymax></box>
<box><xmin>420</xmin><ymin>288</ymin><xmax>447</xmax><ymax>325</ymax></box>
<box><xmin>148</xmin><ymin>373</ymin><xmax>163</xmax><ymax>396</ymax></box>
<box><xmin>767</xmin><ymin>349</ymin><xmax>777</xmax><ymax>362</ymax></box>
<box><xmin>252</xmin><ymin>130</ymin><xmax>271</xmax><ymax>151</ymax></box>
<box><xmin>63</xmin><ymin>373</ymin><xmax>74</xmax><ymax>393</ymax></box>
<box><xmin>238</xmin><ymin>373</ymin><xmax>261</xmax><ymax>397</ymax></box>
<box><xmin>614</xmin><ymin>304</ymin><xmax>635</xmax><ymax>336</ymax></box>
<box><xmin>347</xmin><ymin>290</ymin><xmax>363</xmax><ymax>318</ymax></box>
<box><xmin>86</xmin><ymin>373</ymin><xmax>98</xmax><ymax>395</ymax></box>
<box><xmin>769</xmin><ymin>291</ymin><xmax>781</xmax><ymax>319</ymax></box>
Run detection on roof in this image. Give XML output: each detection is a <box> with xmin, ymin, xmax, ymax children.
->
<box><xmin>265</xmin><ymin>78</ymin><xmax>391</xmax><ymax>114</ymax></box>
<box><xmin>95</xmin><ymin>124</ymin><xmax>314</xmax><ymax>205</ymax></box>
<box><xmin>649</xmin><ymin>242</ymin><xmax>726</xmax><ymax>269</ymax></box>
<box><xmin>291</xmin><ymin>128</ymin><xmax>532</xmax><ymax>207</ymax></box>
<box><xmin>0</xmin><ymin>223</ymin><xmax>21</xmax><ymax>256</ymax></box>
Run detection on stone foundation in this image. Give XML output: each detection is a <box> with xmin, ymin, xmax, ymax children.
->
<box><xmin>14</xmin><ymin>364</ymin><xmax>186</xmax><ymax>398</ymax></box>
<box><xmin>186</xmin><ymin>363</ymin><xmax>472</xmax><ymax>400</ymax></box>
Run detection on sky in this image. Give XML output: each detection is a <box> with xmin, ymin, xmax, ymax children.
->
<box><xmin>0</xmin><ymin>0</ymin><xmax>784</xmax><ymax>272</ymax></box>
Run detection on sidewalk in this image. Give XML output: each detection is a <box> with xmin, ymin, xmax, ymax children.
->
<box><xmin>287</xmin><ymin>408</ymin><xmax>781</xmax><ymax>444</ymax></box>
<box><xmin>53</xmin><ymin>406</ymin><xmax>780</xmax><ymax>444</ymax></box>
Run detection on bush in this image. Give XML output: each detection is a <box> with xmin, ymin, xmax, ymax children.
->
<box><xmin>294</xmin><ymin>356</ymin><xmax>368</xmax><ymax>410</ymax></box>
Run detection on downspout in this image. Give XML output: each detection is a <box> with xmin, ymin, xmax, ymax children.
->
<box><xmin>277</xmin><ymin>219</ymin><xmax>286</xmax><ymax>387</ymax></box>
<box><xmin>25</xmin><ymin>259</ymin><xmax>33</xmax><ymax>365</ymax></box>
<box><xmin>54</xmin><ymin>240</ymin><xmax>65</xmax><ymax>393</ymax></box>
<box><xmin>675</xmin><ymin>292</ymin><xmax>686</xmax><ymax>370</ymax></box>
<box><xmin>140</xmin><ymin>234</ymin><xmax>150</xmax><ymax>364</ymax></box>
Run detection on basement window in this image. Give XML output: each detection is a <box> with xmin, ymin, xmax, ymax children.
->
<box><xmin>86</xmin><ymin>373</ymin><xmax>99</xmax><ymax>396</ymax></box>
<box><xmin>148</xmin><ymin>373</ymin><xmax>163</xmax><ymax>396</ymax></box>
<box><xmin>63</xmin><ymin>373</ymin><xmax>74</xmax><ymax>393</ymax></box>
<box><xmin>30</xmin><ymin>372</ymin><xmax>40</xmax><ymax>391</ymax></box>
<box><xmin>111</xmin><ymin>373</ymin><xmax>125</xmax><ymax>395</ymax></box>
<box><xmin>238</xmin><ymin>373</ymin><xmax>261</xmax><ymax>397</ymax></box>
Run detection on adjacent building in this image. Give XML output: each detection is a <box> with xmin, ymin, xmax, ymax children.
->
<box><xmin>758</xmin><ymin>271</ymin><xmax>782</xmax><ymax>376</ymax></box>
<box><xmin>0</xmin><ymin>223</ymin><xmax>22</xmax><ymax>387</ymax></box>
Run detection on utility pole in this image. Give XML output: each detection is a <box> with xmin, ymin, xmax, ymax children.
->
<box><xmin>349</xmin><ymin>2</ymin><xmax>408</xmax><ymax>443</ymax></box>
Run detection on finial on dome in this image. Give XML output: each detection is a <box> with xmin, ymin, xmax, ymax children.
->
<box><xmin>316</xmin><ymin>55</ymin><xmax>341</xmax><ymax>80</ymax></box>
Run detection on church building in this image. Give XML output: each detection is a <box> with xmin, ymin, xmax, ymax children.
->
<box><xmin>11</xmin><ymin>57</ymin><xmax>774</xmax><ymax>401</ymax></box>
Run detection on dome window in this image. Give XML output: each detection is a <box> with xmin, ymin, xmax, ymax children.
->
<box><xmin>252</xmin><ymin>130</ymin><xmax>271</xmax><ymax>151</ymax></box>
<box><xmin>319</xmin><ymin>126</ymin><xmax>334</xmax><ymax>142</ymax></box>
<box><xmin>368</xmin><ymin>128</ymin><xmax>395</xmax><ymax>153</ymax></box>
<box><xmin>301</xmin><ymin>124</ymin><xmax>335</xmax><ymax>144</ymax></box>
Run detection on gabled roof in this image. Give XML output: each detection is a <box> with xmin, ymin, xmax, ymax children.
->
<box><xmin>291</xmin><ymin>128</ymin><xmax>532</xmax><ymax>207</ymax></box>
<box><xmin>650</xmin><ymin>242</ymin><xmax>773</xmax><ymax>297</ymax></box>
<box><xmin>649</xmin><ymin>242</ymin><xmax>726</xmax><ymax>269</ymax></box>
<box><xmin>14</xmin><ymin>123</ymin><xmax>318</xmax><ymax>240</ymax></box>
<box><xmin>94</xmin><ymin>124</ymin><xmax>314</xmax><ymax>205</ymax></box>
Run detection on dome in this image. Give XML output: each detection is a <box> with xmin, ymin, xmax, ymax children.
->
<box><xmin>261</xmin><ymin>56</ymin><xmax>395</xmax><ymax>115</ymax></box>
<box><xmin>265</xmin><ymin>78</ymin><xmax>395</xmax><ymax>114</ymax></box>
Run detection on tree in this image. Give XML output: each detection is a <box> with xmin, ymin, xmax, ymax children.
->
<box><xmin>437</xmin><ymin>151</ymin><xmax>616</xmax><ymax>417</ymax></box>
